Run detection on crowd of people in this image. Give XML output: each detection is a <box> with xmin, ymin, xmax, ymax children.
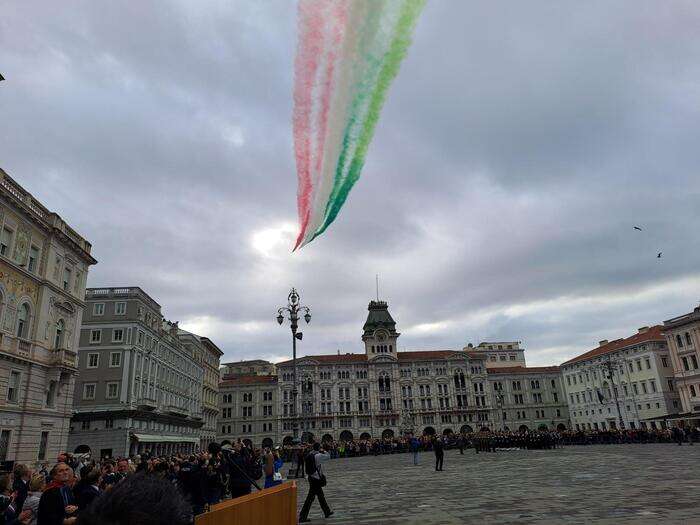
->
<box><xmin>1</xmin><ymin>425</ymin><xmax>697</xmax><ymax>524</ymax></box>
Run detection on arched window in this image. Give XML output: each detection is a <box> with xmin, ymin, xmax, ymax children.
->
<box><xmin>54</xmin><ymin>320</ymin><xmax>65</xmax><ymax>349</ymax></box>
<box><xmin>17</xmin><ymin>303</ymin><xmax>30</xmax><ymax>338</ymax></box>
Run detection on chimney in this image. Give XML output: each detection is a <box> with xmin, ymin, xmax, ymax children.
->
<box><xmin>638</xmin><ymin>326</ymin><xmax>649</xmax><ymax>334</ymax></box>
<box><xmin>599</xmin><ymin>339</ymin><xmax>609</xmax><ymax>347</ymax></box>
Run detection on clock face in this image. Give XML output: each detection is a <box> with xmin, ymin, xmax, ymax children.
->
<box><xmin>376</xmin><ymin>332</ymin><xmax>386</xmax><ymax>342</ymax></box>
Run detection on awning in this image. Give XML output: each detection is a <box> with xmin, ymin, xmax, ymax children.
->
<box><xmin>131</xmin><ymin>433</ymin><xmax>199</xmax><ymax>444</ymax></box>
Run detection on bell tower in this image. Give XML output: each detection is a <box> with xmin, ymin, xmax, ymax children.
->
<box><xmin>362</xmin><ymin>300</ymin><xmax>400</xmax><ymax>360</ymax></box>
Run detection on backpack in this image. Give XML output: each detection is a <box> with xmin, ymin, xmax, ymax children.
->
<box><xmin>246</xmin><ymin>456</ymin><xmax>263</xmax><ymax>480</ymax></box>
<box><xmin>304</xmin><ymin>451</ymin><xmax>317</xmax><ymax>477</ymax></box>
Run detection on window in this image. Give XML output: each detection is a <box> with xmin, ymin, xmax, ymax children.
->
<box><xmin>28</xmin><ymin>246</ymin><xmax>39</xmax><ymax>273</ymax></box>
<box><xmin>93</xmin><ymin>303</ymin><xmax>105</xmax><ymax>316</ymax></box>
<box><xmin>661</xmin><ymin>357</ymin><xmax>668</xmax><ymax>368</ymax></box>
<box><xmin>105</xmin><ymin>418</ymin><xmax>114</xmax><ymax>429</ymax></box>
<box><xmin>110</xmin><ymin>352</ymin><xmax>122</xmax><ymax>367</ymax></box>
<box><xmin>645</xmin><ymin>358</ymin><xmax>651</xmax><ymax>370</ymax></box>
<box><xmin>668</xmin><ymin>379</ymin><xmax>675</xmax><ymax>391</ymax></box>
<box><xmin>45</xmin><ymin>381</ymin><xmax>57</xmax><ymax>408</ymax></box>
<box><xmin>83</xmin><ymin>383</ymin><xmax>96</xmax><ymax>400</ymax></box>
<box><xmin>115</xmin><ymin>302</ymin><xmax>127</xmax><ymax>315</ymax></box>
<box><xmin>112</xmin><ymin>329</ymin><xmax>124</xmax><ymax>343</ymax></box>
<box><xmin>87</xmin><ymin>353</ymin><xmax>99</xmax><ymax>368</ymax></box>
<box><xmin>137</xmin><ymin>331</ymin><xmax>144</xmax><ymax>345</ymax></box>
<box><xmin>90</xmin><ymin>329</ymin><xmax>101</xmax><ymax>344</ymax></box>
<box><xmin>63</xmin><ymin>267</ymin><xmax>72</xmax><ymax>291</ymax></box>
<box><xmin>106</xmin><ymin>382</ymin><xmax>119</xmax><ymax>399</ymax></box>
<box><xmin>7</xmin><ymin>371</ymin><xmax>20</xmax><ymax>403</ymax></box>
<box><xmin>0</xmin><ymin>227</ymin><xmax>13</xmax><ymax>256</ymax></box>
<box><xmin>690</xmin><ymin>385</ymin><xmax>697</xmax><ymax>397</ymax></box>
<box><xmin>54</xmin><ymin>320</ymin><xmax>64</xmax><ymax>349</ymax></box>
<box><xmin>693</xmin><ymin>355</ymin><xmax>699</xmax><ymax>370</ymax></box>
<box><xmin>676</xmin><ymin>334</ymin><xmax>684</xmax><ymax>348</ymax></box>
<box><xmin>683</xmin><ymin>357</ymin><xmax>690</xmax><ymax>371</ymax></box>
<box><xmin>38</xmin><ymin>431</ymin><xmax>49</xmax><ymax>461</ymax></box>
<box><xmin>16</xmin><ymin>303</ymin><xmax>29</xmax><ymax>338</ymax></box>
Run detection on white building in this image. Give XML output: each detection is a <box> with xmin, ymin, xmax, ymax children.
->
<box><xmin>663</xmin><ymin>306</ymin><xmax>700</xmax><ymax>427</ymax></box>
<box><xmin>217</xmin><ymin>300</ymin><xmax>569</xmax><ymax>446</ymax></box>
<box><xmin>561</xmin><ymin>326</ymin><xmax>679</xmax><ymax>431</ymax></box>
<box><xmin>0</xmin><ymin>168</ymin><xmax>97</xmax><ymax>463</ymax></box>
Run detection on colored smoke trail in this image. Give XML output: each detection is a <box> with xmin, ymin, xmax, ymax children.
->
<box><xmin>293</xmin><ymin>0</ymin><xmax>425</xmax><ymax>249</ymax></box>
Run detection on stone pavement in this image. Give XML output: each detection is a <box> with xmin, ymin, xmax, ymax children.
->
<box><xmin>292</xmin><ymin>444</ymin><xmax>700</xmax><ymax>524</ymax></box>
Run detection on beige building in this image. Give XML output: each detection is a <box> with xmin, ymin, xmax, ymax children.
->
<box><xmin>216</xmin><ymin>300</ymin><xmax>569</xmax><ymax>447</ymax></box>
<box><xmin>471</xmin><ymin>341</ymin><xmax>526</xmax><ymax>368</ymax></box>
<box><xmin>221</xmin><ymin>359</ymin><xmax>276</xmax><ymax>377</ymax></box>
<box><xmin>218</xmin><ymin>374</ymin><xmax>278</xmax><ymax>448</ymax></box>
<box><xmin>488</xmin><ymin>366</ymin><xmax>569</xmax><ymax>432</ymax></box>
<box><xmin>561</xmin><ymin>326</ymin><xmax>679</xmax><ymax>431</ymax></box>
<box><xmin>663</xmin><ymin>306</ymin><xmax>700</xmax><ymax>426</ymax></box>
<box><xmin>184</xmin><ymin>333</ymin><xmax>223</xmax><ymax>451</ymax></box>
<box><xmin>0</xmin><ymin>168</ymin><xmax>97</xmax><ymax>463</ymax></box>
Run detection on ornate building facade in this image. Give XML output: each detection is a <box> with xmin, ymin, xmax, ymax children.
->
<box><xmin>217</xmin><ymin>300</ymin><xmax>570</xmax><ymax>447</ymax></box>
<box><xmin>0</xmin><ymin>168</ymin><xmax>97</xmax><ymax>463</ymax></box>
<box><xmin>663</xmin><ymin>306</ymin><xmax>700</xmax><ymax>427</ymax></box>
<box><xmin>68</xmin><ymin>287</ymin><xmax>215</xmax><ymax>458</ymax></box>
<box><xmin>561</xmin><ymin>325</ymin><xmax>679</xmax><ymax>431</ymax></box>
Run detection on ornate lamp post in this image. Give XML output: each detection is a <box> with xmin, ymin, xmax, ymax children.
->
<box><xmin>598</xmin><ymin>354</ymin><xmax>625</xmax><ymax>430</ymax></box>
<box><xmin>277</xmin><ymin>288</ymin><xmax>311</xmax><ymax>443</ymax></box>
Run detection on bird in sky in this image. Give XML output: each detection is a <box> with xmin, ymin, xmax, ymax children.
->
<box><xmin>657</xmin><ymin>252</ymin><xmax>663</xmax><ymax>258</ymax></box>
<box><xmin>0</xmin><ymin>74</ymin><xmax>4</xmax><ymax>81</ymax></box>
<box><xmin>634</xmin><ymin>226</ymin><xmax>643</xmax><ymax>231</ymax></box>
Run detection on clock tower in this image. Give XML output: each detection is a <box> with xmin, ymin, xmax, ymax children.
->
<box><xmin>362</xmin><ymin>300</ymin><xmax>400</xmax><ymax>360</ymax></box>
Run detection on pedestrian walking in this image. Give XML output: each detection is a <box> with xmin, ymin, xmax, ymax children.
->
<box><xmin>299</xmin><ymin>443</ymin><xmax>334</xmax><ymax>523</ymax></box>
<box><xmin>433</xmin><ymin>437</ymin><xmax>444</xmax><ymax>471</ymax></box>
<box><xmin>409</xmin><ymin>434</ymin><xmax>420</xmax><ymax>465</ymax></box>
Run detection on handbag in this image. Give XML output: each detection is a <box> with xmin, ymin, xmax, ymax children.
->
<box><xmin>273</xmin><ymin>472</ymin><xmax>283</xmax><ymax>482</ymax></box>
<box><xmin>318</xmin><ymin>474</ymin><xmax>327</xmax><ymax>487</ymax></box>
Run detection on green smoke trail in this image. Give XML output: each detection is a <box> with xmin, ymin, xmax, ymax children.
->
<box><xmin>310</xmin><ymin>0</ymin><xmax>425</xmax><ymax>243</ymax></box>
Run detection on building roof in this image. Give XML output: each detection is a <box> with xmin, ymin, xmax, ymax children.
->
<box><xmin>487</xmin><ymin>366</ymin><xmax>560</xmax><ymax>375</ymax></box>
<box><xmin>362</xmin><ymin>301</ymin><xmax>398</xmax><ymax>337</ymax></box>
<box><xmin>219</xmin><ymin>374</ymin><xmax>278</xmax><ymax>387</ymax></box>
<box><xmin>561</xmin><ymin>325</ymin><xmax>666</xmax><ymax>367</ymax></box>
<box><xmin>664</xmin><ymin>306</ymin><xmax>700</xmax><ymax>329</ymax></box>
<box><xmin>276</xmin><ymin>349</ymin><xmax>485</xmax><ymax>366</ymax></box>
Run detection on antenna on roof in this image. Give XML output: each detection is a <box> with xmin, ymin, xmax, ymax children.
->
<box><xmin>376</xmin><ymin>274</ymin><xmax>379</xmax><ymax>301</ymax></box>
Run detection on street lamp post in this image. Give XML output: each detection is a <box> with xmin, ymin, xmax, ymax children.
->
<box><xmin>277</xmin><ymin>288</ymin><xmax>311</xmax><ymax>443</ymax></box>
<box><xmin>601</xmin><ymin>355</ymin><xmax>625</xmax><ymax>430</ymax></box>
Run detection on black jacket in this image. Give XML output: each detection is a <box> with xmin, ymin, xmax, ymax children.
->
<box><xmin>11</xmin><ymin>479</ymin><xmax>28</xmax><ymax>513</ymax></box>
<box><xmin>37</xmin><ymin>486</ymin><xmax>75</xmax><ymax>525</ymax></box>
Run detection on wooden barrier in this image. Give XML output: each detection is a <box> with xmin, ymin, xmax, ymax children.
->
<box><xmin>195</xmin><ymin>481</ymin><xmax>297</xmax><ymax>525</ymax></box>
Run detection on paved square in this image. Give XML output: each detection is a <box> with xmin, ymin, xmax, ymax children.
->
<box><xmin>293</xmin><ymin>444</ymin><xmax>700</xmax><ymax>524</ymax></box>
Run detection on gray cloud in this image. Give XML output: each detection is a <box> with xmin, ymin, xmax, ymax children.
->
<box><xmin>2</xmin><ymin>0</ymin><xmax>699</xmax><ymax>366</ymax></box>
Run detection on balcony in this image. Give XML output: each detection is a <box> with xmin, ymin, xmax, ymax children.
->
<box><xmin>51</xmin><ymin>348</ymin><xmax>77</xmax><ymax>369</ymax></box>
<box><xmin>166</xmin><ymin>404</ymin><xmax>188</xmax><ymax>416</ymax></box>
<box><xmin>137</xmin><ymin>397</ymin><xmax>157</xmax><ymax>410</ymax></box>
<box><xmin>6</xmin><ymin>338</ymin><xmax>33</xmax><ymax>359</ymax></box>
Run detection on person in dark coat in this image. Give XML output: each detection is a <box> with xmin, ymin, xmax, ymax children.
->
<box><xmin>75</xmin><ymin>468</ymin><xmax>101</xmax><ymax>512</ymax></box>
<box><xmin>37</xmin><ymin>463</ymin><xmax>77</xmax><ymax>525</ymax></box>
<box><xmin>433</xmin><ymin>437</ymin><xmax>445</xmax><ymax>471</ymax></box>
<box><xmin>226</xmin><ymin>444</ymin><xmax>253</xmax><ymax>500</ymax></box>
<box><xmin>177</xmin><ymin>457</ymin><xmax>206</xmax><ymax>516</ymax></box>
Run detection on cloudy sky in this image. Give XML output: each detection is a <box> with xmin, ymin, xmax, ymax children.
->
<box><xmin>2</xmin><ymin>1</ymin><xmax>700</xmax><ymax>366</ymax></box>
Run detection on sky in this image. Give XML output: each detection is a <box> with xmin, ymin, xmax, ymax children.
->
<box><xmin>2</xmin><ymin>1</ymin><xmax>700</xmax><ymax>366</ymax></box>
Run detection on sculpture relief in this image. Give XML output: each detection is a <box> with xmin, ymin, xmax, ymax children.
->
<box><xmin>12</xmin><ymin>228</ymin><xmax>30</xmax><ymax>266</ymax></box>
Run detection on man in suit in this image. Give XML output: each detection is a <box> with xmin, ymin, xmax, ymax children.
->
<box><xmin>76</xmin><ymin>467</ymin><xmax>101</xmax><ymax>512</ymax></box>
<box><xmin>11</xmin><ymin>463</ymin><xmax>30</xmax><ymax>513</ymax></box>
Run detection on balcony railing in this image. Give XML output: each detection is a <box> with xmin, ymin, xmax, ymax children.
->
<box><xmin>137</xmin><ymin>397</ymin><xmax>157</xmax><ymax>410</ymax></box>
<box><xmin>52</xmin><ymin>348</ymin><xmax>77</xmax><ymax>368</ymax></box>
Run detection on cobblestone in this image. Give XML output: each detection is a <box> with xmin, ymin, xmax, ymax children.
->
<box><xmin>293</xmin><ymin>444</ymin><xmax>700</xmax><ymax>524</ymax></box>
